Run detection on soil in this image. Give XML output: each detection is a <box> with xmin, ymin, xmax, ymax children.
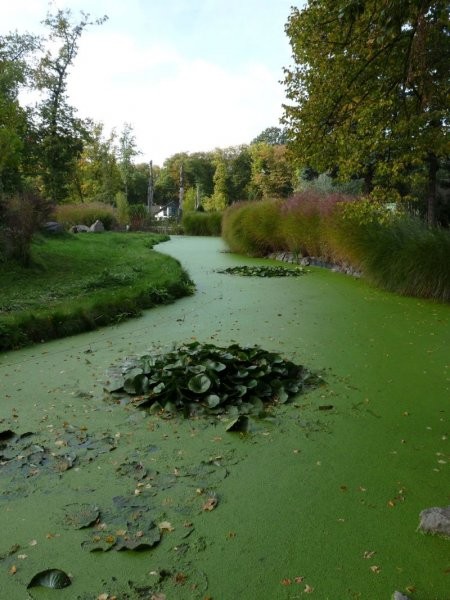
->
<box><xmin>0</xmin><ymin>236</ymin><xmax>448</xmax><ymax>599</ymax></box>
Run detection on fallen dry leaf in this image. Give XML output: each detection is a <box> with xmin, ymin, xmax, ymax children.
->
<box><xmin>158</xmin><ymin>521</ymin><xmax>175</xmax><ymax>532</ymax></box>
<box><xmin>202</xmin><ymin>496</ymin><xmax>218</xmax><ymax>511</ymax></box>
<box><xmin>281</xmin><ymin>578</ymin><xmax>292</xmax><ymax>586</ymax></box>
<box><xmin>97</xmin><ymin>594</ymin><xmax>109</xmax><ymax>600</ymax></box>
<box><xmin>363</xmin><ymin>550</ymin><xmax>376</xmax><ymax>559</ymax></box>
<box><xmin>29</xmin><ymin>540</ymin><xmax>37</xmax><ymax>546</ymax></box>
<box><xmin>294</xmin><ymin>576</ymin><xmax>305</xmax><ymax>584</ymax></box>
<box><xmin>370</xmin><ymin>565</ymin><xmax>381</xmax><ymax>574</ymax></box>
<box><xmin>9</xmin><ymin>565</ymin><xmax>17</xmax><ymax>575</ymax></box>
<box><xmin>304</xmin><ymin>584</ymin><xmax>314</xmax><ymax>593</ymax></box>
<box><xmin>151</xmin><ymin>594</ymin><xmax>166</xmax><ymax>600</ymax></box>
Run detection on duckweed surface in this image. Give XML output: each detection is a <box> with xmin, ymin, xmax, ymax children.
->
<box><xmin>0</xmin><ymin>236</ymin><xmax>448</xmax><ymax>599</ymax></box>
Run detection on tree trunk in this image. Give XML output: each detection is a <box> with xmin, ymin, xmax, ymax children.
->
<box><xmin>363</xmin><ymin>164</ymin><xmax>374</xmax><ymax>195</ymax></box>
<box><xmin>426</xmin><ymin>153</ymin><xmax>438</xmax><ymax>227</ymax></box>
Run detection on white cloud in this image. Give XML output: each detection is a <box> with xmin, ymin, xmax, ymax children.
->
<box><xmin>67</xmin><ymin>33</ymin><xmax>285</xmax><ymax>165</ymax></box>
<box><xmin>4</xmin><ymin>0</ymin><xmax>291</xmax><ymax>166</ymax></box>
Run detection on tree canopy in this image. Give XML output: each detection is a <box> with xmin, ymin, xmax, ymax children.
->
<box><xmin>282</xmin><ymin>0</ymin><xmax>450</xmax><ymax>223</ymax></box>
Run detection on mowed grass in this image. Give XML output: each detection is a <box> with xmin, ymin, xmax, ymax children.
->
<box><xmin>0</xmin><ymin>232</ymin><xmax>194</xmax><ymax>350</ymax></box>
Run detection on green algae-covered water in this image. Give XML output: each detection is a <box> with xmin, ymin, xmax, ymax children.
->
<box><xmin>0</xmin><ymin>236</ymin><xmax>448</xmax><ymax>600</ymax></box>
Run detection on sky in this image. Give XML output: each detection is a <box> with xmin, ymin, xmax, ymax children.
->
<box><xmin>0</xmin><ymin>0</ymin><xmax>304</xmax><ymax>166</ymax></box>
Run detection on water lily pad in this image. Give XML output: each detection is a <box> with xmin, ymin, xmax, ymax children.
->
<box><xmin>27</xmin><ymin>569</ymin><xmax>71</xmax><ymax>589</ymax></box>
<box><xmin>64</xmin><ymin>503</ymin><xmax>100</xmax><ymax>529</ymax></box>
<box><xmin>225</xmin><ymin>415</ymin><xmax>250</xmax><ymax>432</ymax></box>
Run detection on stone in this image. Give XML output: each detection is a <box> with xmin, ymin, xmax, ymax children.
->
<box><xmin>42</xmin><ymin>221</ymin><xmax>64</xmax><ymax>234</ymax></box>
<box><xmin>392</xmin><ymin>593</ymin><xmax>410</xmax><ymax>600</ymax></box>
<box><xmin>418</xmin><ymin>506</ymin><xmax>450</xmax><ymax>537</ymax></box>
<box><xmin>89</xmin><ymin>220</ymin><xmax>104</xmax><ymax>232</ymax></box>
<box><xmin>300</xmin><ymin>257</ymin><xmax>310</xmax><ymax>266</ymax></box>
<box><xmin>70</xmin><ymin>224</ymin><xmax>90</xmax><ymax>233</ymax></box>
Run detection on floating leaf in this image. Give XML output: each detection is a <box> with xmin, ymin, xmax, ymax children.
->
<box><xmin>64</xmin><ymin>504</ymin><xmax>100</xmax><ymax>529</ymax></box>
<box><xmin>202</xmin><ymin>496</ymin><xmax>218</xmax><ymax>511</ymax></box>
<box><xmin>27</xmin><ymin>569</ymin><xmax>71</xmax><ymax>589</ymax></box>
<box><xmin>225</xmin><ymin>415</ymin><xmax>249</xmax><ymax>432</ymax></box>
<box><xmin>188</xmin><ymin>374</ymin><xmax>211</xmax><ymax>394</ymax></box>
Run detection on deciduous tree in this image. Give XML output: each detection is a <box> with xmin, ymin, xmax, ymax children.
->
<box><xmin>282</xmin><ymin>0</ymin><xmax>450</xmax><ymax>223</ymax></box>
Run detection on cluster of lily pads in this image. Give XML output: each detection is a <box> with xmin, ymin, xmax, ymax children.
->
<box><xmin>217</xmin><ymin>265</ymin><xmax>306</xmax><ymax>277</ymax></box>
<box><xmin>105</xmin><ymin>341</ymin><xmax>319</xmax><ymax>417</ymax></box>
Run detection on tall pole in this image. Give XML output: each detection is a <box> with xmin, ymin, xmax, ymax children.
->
<box><xmin>147</xmin><ymin>160</ymin><xmax>154</xmax><ymax>214</ymax></box>
<box><xmin>179</xmin><ymin>163</ymin><xmax>184</xmax><ymax>220</ymax></box>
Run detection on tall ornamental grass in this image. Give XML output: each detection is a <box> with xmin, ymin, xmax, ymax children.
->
<box><xmin>182</xmin><ymin>211</ymin><xmax>222</xmax><ymax>236</ymax></box>
<box><xmin>222</xmin><ymin>193</ymin><xmax>450</xmax><ymax>302</ymax></box>
<box><xmin>221</xmin><ymin>200</ymin><xmax>285</xmax><ymax>256</ymax></box>
<box><xmin>54</xmin><ymin>202</ymin><xmax>118</xmax><ymax>230</ymax></box>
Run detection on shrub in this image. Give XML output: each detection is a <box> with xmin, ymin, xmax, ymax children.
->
<box><xmin>279</xmin><ymin>192</ymin><xmax>352</xmax><ymax>259</ymax></box>
<box><xmin>54</xmin><ymin>202</ymin><xmax>118</xmax><ymax>230</ymax></box>
<box><xmin>182</xmin><ymin>211</ymin><xmax>222</xmax><ymax>236</ymax></box>
<box><xmin>222</xmin><ymin>193</ymin><xmax>450</xmax><ymax>301</ymax></box>
<box><xmin>128</xmin><ymin>204</ymin><xmax>157</xmax><ymax>230</ymax></box>
<box><xmin>222</xmin><ymin>200</ymin><xmax>284</xmax><ymax>256</ymax></box>
<box><xmin>115</xmin><ymin>191</ymin><xmax>129</xmax><ymax>226</ymax></box>
<box><xmin>0</xmin><ymin>192</ymin><xmax>53</xmax><ymax>266</ymax></box>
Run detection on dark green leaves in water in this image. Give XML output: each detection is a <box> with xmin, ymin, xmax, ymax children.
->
<box><xmin>217</xmin><ymin>265</ymin><xmax>306</xmax><ymax>277</ymax></box>
<box><xmin>27</xmin><ymin>569</ymin><xmax>71</xmax><ymax>589</ymax></box>
<box><xmin>105</xmin><ymin>341</ymin><xmax>321</xmax><ymax>417</ymax></box>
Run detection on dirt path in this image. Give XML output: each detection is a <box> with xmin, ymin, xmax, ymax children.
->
<box><xmin>0</xmin><ymin>236</ymin><xmax>449</xmax><ymax>599</ymax></box>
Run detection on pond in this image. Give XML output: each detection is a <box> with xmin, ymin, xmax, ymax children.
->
<box><xmin>0</xmin><ymin>236</ymin><xmax>448</xmax><ymax>599</ymax></box>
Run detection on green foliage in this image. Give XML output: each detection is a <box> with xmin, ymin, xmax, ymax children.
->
<box><xmin>222</xmin><ymin>194</ymin><xmax>450</xmax><ymax>301</ymax></box>
<box><xmin>283</xmin><ymin>1</ymin><xmax>450</xmax><ymax>224</ymax></box>
<box><xmin>128</xmin><ymin>203</ymin><xmax>151</xmax><ymax>230</ymax></box>
<box><xmin>221</xmin><ymin>200</ymin><xmax>285</xmax><ymax>257</ymax></box>
<box><xmin>0</xmin><ymin>232</ymin><xmax>194</xmax><ymax>350</ymax></box>
<box><xmin>106</xmin><ymin>341</ymin><xmax>320</xmax><ymax>417</ymax></box>
<box><xmin>115</xmin><ymin>191</ymin><xmax>129</xmax><ymax>226</ymax></box>
<box><xmin>35</xmin><ymin>10</ymin><xmax>108</xmax><ymax>201</ymax></box>
<box><xmin>251</xmin><ymin>126</ymin><xmax>288</xmax><ymax>146</ymax></box>
<box><xmin>249</xmin><ymin>143</ymin><xmax>294</xmax><ymax>199</ymax></box>
<box><xmin>217</xmin><ymin>265</ymin><xmax>305</xmax><ymax>277</ymax></box>
<box><xmin>182</xmin><ymin>211</ymin><xmax>222</xmax><ymax>236</ymax></box>
<box><xmin>0</xmin><ymin>192</ymin><xmax>53</xmax><ymax>265</ymax></box>
<box><xmin>53</xmin><ymin>202</ymin><xmax>118</xmax><ymax>230</ymax></box>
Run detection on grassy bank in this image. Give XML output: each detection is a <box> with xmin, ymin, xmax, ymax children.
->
<box><xmin>0</xmin><ymin>232</ymin><xmax>194</xmax><ymax>350</ymax></box>
<box><xmin>222</xmin><ymin>194</ymin><xmax>450</xmax><ymax>302</ymax></box>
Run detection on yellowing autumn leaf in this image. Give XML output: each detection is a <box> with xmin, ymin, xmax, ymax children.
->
<box><xmin>158</xmin><ymin>521</ymin><xmax>175</xmax><ymax>532</ymax></box>
<box><xmin>370</xmin><ymin>565</ymin><xmax>381</xmax><ymax>574</ymax></box>
<box><xmin>202</xmin><ymin>496</ymin><xmax>218</xmax><ymax>511</ymax></box>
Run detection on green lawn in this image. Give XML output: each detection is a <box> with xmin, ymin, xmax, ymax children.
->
<box><xmin>0</xmin><ymin>232</ymin><xmax>193</xmax><ymax>350</ymax></box>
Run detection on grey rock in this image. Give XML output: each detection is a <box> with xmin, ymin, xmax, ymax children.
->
<box><xmin>392</xmin><ymin>593</ymin><xmax>410</xmax><ymax>600</ymax></box>
<box><xmin>42</xmin><ymin>221</ymin><xmax>64</xmax><ymax>234</ymax></box>
<box><xmin>89</xmin><ymin>220</ymin><xmax>104</xmax><ymax>232</ymax></box>
<box><xmin>70</xmin><ymin>224</ymin><xmax>90</xmax><ymax>233</ymax></box>
<box><xmin>300</xmin><ymin>257</ymin><xmax>310</xmax><ymax>266</ymax></box>
<box><xmin>418</xmin><ymin>506</ymin><xmax>450</xmax><ymax>537</ymax></box>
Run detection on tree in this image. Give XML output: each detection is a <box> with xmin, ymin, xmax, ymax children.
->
<box><xmin>251</xmin><ymin>126</ymin><xmax>288</xmax><ymax>146</ymax></box>
<box><xmin>282</xmin><ymin>0</ymin><xmax>450</xmax><ymax>223</ymax></box>
<box><xmin>249</xmin><ymin>143</ymin><xmax>294</xmax><ymax>199</ymax></box>
<box><xmin>117</xmin><ymin>122</ymin><xmax>140</xmax><ymax>200</ymax></box>
<box><xmin>70</xmin><ymin>122</ymin><xmax>121</xmax><ymax>203</ymax></box>
<box><xmin>34</xmin><ymin>9</ymin><xmax>107</xmax><ymax>201</ymax></box>
<box><xmin>0</xmin><ymin>32</ymin><xmax>40</xmax><ymax>194</ymax></box>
